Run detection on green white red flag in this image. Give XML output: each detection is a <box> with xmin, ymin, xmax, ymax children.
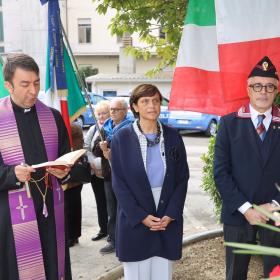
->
<box><xmin>41</xmin><ymin>0</ymin><xmax>86</xmax><ymax>144</ymax></box>
<box><xmin>44</xmin><ymin>44</ymin><xmax>86</xmax><ymax>123</ymax></box>
<box><xmin>169</xmin><ymin>0</ymin><xmax>280</xmax><ymax>116</ymax></box>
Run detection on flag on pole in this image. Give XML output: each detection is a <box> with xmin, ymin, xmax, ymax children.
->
<box><xmin>0</xmin><ymin>56</ymin><xmax>9</xmax><ymax>98</ymax></box>
<box><xmin>45</xmin><ymin>45</ymin><xmax>86</xmax><ymax>122</ymax></box>
<box><xmin>169</xmin><ymin>0</ymin><xmax>280</xmax><ymax>116</ymax></box>
<box><xmin>40</xmin><ymin>0</ymin><xmax>86</xmax><ymax>142</ymax></box>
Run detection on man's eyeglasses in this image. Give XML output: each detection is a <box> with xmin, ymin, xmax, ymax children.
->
<box><xmin>110</xmin><ymin>108</ymin><xmax>125</xmax><ymax>113</ymax></box>
<box><xmin>249</xmin><ymin>83</ymin><xmax>277</xmax><ymax>93</ymax></box>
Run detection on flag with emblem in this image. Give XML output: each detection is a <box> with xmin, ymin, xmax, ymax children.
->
<box><xmin>40</xmin><ymin>0</ymin><xmax>86</xmax><ymax>141</ymax></box>
<box><xmin>169</xmin><ymin>0</ymin><xmax>280</xmax><ymax>116</ymax></box>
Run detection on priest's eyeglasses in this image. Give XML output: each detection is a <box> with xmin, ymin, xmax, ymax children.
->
<box><xmin>249</xmin><ymin>83</ymin><xmax>277</xmax><ymax>93</ymax></box>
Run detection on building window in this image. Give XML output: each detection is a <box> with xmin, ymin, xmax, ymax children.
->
<box><xmin>78</xmin><ymin>18</ymin><xmax>91</xmax><ymax>44</ymax></box>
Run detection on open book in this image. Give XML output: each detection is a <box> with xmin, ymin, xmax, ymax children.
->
<box><xmin>32</xmin><ymin>149</ymin><xmax>86</xmax><ymax>169</ymax></box>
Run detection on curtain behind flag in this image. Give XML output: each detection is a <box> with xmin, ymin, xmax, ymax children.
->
<box><xmin>40</xmin><ymin>0</ymin><xmax>86</xmax><ymax>139</ymax></box>
<box><xmin>170</xmin><ymin>0</ymin><xmax>280</xmax><ymax>116</ymax></box>
<box><xmin>0</xmin><ymin>56</ymin><xmax>9</xmax><ymax>98</ymax></box>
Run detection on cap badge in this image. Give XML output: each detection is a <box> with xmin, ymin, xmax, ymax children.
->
<box><xmin>262</xmin><ymin>61</ymin><xmax>269</xmax><ymax>71</ymax></box>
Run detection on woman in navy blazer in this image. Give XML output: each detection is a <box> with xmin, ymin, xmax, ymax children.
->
<box><xmin>111</xmin><ymin>84</ymin><xmax>189</xmax><ymax>280</ymax></box>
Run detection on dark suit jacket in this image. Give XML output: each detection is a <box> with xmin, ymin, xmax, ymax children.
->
<box><xmin>111</xmin><ymin>123</ymin><xmax>189</xmax><ymax>262</ymax></box>
<box><xmin>214</xmin><ymin>110</ymin><xmax>280</xmax><ymax>226</ymax></box>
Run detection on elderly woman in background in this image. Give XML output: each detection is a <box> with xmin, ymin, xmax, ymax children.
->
<box><xmin>84</xmin><ymin>100</ymin><xmax>110</xmax><ymax>241</ymax></box>
<box><xmin>111</xmin><ymin>84</ymin><xmax>189</xmax><ymax>280</ymax></box>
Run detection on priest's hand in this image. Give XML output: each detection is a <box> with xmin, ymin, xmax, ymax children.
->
<box><xmin>244</xmin><ymin>207</ymin><xmax>268</xmax><ymax>225</ymax></box>
<box><xmin>46</xmin><ymin>166</ymin><xmax>71</xmax><ymax>179</ymax></box>
<box><xmin>15</xmin><ymin>164</ymin><xmax>35</xmax><ymax>182</ymax></box>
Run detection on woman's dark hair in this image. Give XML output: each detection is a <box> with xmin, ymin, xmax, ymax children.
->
<box><xmin>3</xmin><ymin>53</ymin><xmax>40</xmax><ymax>83</ymax></box>
<box><xmin>130</xmin><ymin>84</ymin><xmax>163</xmax><ymax>118</ymax></box>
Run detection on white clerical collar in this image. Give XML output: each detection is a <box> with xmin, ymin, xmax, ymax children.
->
<box><xmin>24</xmin><ymin>108</ymin><xmax>31</xmax><ymax>113</ymax></box>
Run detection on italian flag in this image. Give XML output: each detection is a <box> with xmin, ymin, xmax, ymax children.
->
<box><xmin>41</xmin><ymin>0</ymin><xmax>86</xmax><ymax>145</ymax></box>
<box><xmin>44</xmin><ymin>45</ymin><xmax>86</xmax><ymax>123</ymax></box>
<box><xmin>170</xmin><ymin>0</ymin><xmax>280</xmax><ymax>116</ymax></box>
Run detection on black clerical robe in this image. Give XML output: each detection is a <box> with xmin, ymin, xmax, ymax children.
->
<box><xmin>0</xmin><ymin>102</ymin><xmax>76</xmax><ymax>280</ymax></box>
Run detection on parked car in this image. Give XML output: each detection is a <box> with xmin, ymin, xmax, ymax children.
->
<box><xmin>167</xmin><ymin>110</ymin><xmax>220</xmax><ymax>137</ymax></box>
<box><xmin>75</xmin><ymin>93</ymin><xmax>108</xmax><ymax>127</ymax></box>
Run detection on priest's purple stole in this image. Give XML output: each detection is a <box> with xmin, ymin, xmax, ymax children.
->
<box><xmin>0</xmin><ymin>97</ymin><xmax>65</xmax><ymax>280</ymax></box>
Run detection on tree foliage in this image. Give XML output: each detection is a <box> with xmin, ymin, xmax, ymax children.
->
<box><xmin>94</xmin><ymin>0</ymin><xmax>188</xmax><ymax>75</ymax></box>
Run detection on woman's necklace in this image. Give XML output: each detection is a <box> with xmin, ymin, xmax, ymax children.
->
<box><xmin>30</xmin><ymin>173</ymin><xmax>49</xmax><ymax>218</ymax></box>
<box><xmin>137</xmin><ymin>120</ymin><xmax>161</xmax><ymax>147</ymax></box>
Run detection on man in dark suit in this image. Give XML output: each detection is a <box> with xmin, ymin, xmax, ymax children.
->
<box><xmin>214</xmin><ymin>56</ymin><xmax>280</xmax><ymax>280</ymax></box>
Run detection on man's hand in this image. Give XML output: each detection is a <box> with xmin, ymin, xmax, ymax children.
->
<box><xmin>46</xmin><ymin>166</ymin><xmax>71</xmax><ymax>179</ymax></box>
<box><xmin>99</xmin><ymin>141</ymin><xmax>108</xmax><ymax>152</ymax></box>
<box><xmin>244</xmin><ymin>207</ymin><xmax>268</xmax><ymax>225</ymax></box>
<box><xmin>15</xmin><ymin>164</ymin><xmax>35</xmax><ymax>182</ymax></box>
<box><xmin>259</xmin><ymin>203</ymin><xmax>276</xmax><ymax>212</ymax></box>
<box><xmin>103</xmin><ymin>149</ymin><xmax>111</xmax><ymax>160</ymax></box>
<box><xmin>142</xmin><ymin>215</ymin><xmax>162</xmax><ymax>230</ymax></box>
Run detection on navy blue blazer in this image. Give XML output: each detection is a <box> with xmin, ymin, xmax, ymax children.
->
<box><xmin>111</xmin><ymin>123</ymin><xmax>189</xmax><ymax>262</ymax></box>
<box><xmin>214</xmin><ymin>112</ymin><xmax>280</xmax><ymax>226</ymax></box>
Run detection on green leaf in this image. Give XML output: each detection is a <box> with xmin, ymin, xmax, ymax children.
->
<box><xmin>253</xmin><ymin>204</ymin><xmax>280</xmax><ymax>223</ymax></box>
<box><xmin>255</xmin><ymin>222</ymin><xmax>280</xmax><ymax>233</ymax></box>
<box><xmin>225</xmin><ymin>242</ymin><xmax>280</xmax><ymax>257</ymax></box>
<box><xmin>233</xmin><ymin>249</ymin><xmax>280</xmax><ymax>256</ymax></box>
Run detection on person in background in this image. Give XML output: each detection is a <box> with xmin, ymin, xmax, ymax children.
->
<box><xmin>93</xmin><ymin>98</ymin><xmax>131</xmax><ymax>254</ymax></box>
<box><xmin>214</xmin><ymin>56</ymin><xmax>280</xmax><ymax>279</ymax></box>
<box><xmin>84</xmin><ymin>100</ymin><xmax>110</xmax><ymax>241</ymax></box>
<box><xmin>65</xmin><ymin>123</ymin><xmax>89</xmax><ymax>247</ymax></box>
<box><xmin>111</xmin><ymin>84</ymin><xmax>189</xmax><ymax>280</ymax></box>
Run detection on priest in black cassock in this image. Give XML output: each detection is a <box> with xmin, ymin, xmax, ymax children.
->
<box><xmin>0</xmin><ymin>53</ymin><xmax>90</xmax><ymax>280</ymax></box>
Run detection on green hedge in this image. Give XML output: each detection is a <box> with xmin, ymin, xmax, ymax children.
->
<box><xmin>201</xmin><ymin>136</ymin><xmax>221</xmax><ymax>221</ymax></box>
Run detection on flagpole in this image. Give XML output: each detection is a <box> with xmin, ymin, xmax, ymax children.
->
<box><xmin>59</xmin><ymin>18</ymin><xmax>104</xmax><ymax>142</ymax></box>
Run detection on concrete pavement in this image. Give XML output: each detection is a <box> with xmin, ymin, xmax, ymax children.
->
<box><xmin>70</xmin><ymin>134</ymin><xmax>221</xmax><ymax>280</ymax></box>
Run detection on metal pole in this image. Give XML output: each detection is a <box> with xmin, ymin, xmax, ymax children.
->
<box><xmin>59</xmin><ymin>17</ymin><xmax>104</xmax><ymax>141</ymax></box>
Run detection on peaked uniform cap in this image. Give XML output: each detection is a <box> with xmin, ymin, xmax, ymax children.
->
<box><xmin>248</xmin><ymin>56</ymin><xmax>279</xmax><ymax>81</ymax></box>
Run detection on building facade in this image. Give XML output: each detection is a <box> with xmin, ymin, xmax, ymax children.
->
<box><xmin>1</xmin><ymin>0</ymin><xmax>172</xmax><ymax>96</ymax></box>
